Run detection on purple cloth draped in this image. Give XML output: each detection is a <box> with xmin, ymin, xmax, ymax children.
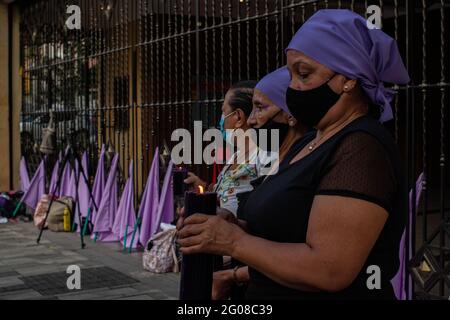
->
<box><xmin>152</xmin><ymin>161</ymin><xmax>174</xmax><ymax>236</ymax></box>
<box><xmin>77</xmin><ymin>152</ymin><xmax>90</xmax><ymax>218</ymax></box>
<box><xmin>48</xmin><ymin>160</ymin><xmax>60</xmax><ymax>195</ymax></box>
<box><xmin>391</xmin><ymin>172</ymin><xmax>425</xmax><ymax>300</ymax></box>
<box><xmin>286</xmin><ymin>9</ymin><xmax>410</xmax><ymax>123</ymax></box>
<box><xmin>92</xmin><ymin>154</ymin><xmax>119</xmax><ymax>242</ymax></box>
<box><xmin>138</xmin><ymin>148</ymin><xmax>160</xmax><ymax>246</ymax></box>
<box><xmin>19</xmin><ymin>157</ymin><xmax>30</xmax><ymax>193</ymax></box>
<box><xmin>90</xmin><ymin>145</ymin><xmax>106</xmax><ymax>222</ymax></box>
<box><xmin>58</xmin><ymin>162</ymin><xmax>73</xmax><ymax>198</ymax></box>
<box><xmin>112</xmin><ymin>161</ymin><xmax>138</xmax><ymax>248</ymax></box>
<box><xmin>21</xmin><ymin>160</ymin><xmax>45</xmax><ymax>210</ymax></box>
<box><xmin>71</xmin><ymin>152</ymin><xmax>90</xmax><ymax>232</ymax></box>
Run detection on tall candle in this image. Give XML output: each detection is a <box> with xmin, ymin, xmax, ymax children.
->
<box><xmin>173</xmin><ymin>167</ymin><xmax>188</xmax><ymax>196</ymax></box>
<box><xmin>179</xmin><ymin>187</ymin><xmax>217</xmax><ymax>300</ymax></box>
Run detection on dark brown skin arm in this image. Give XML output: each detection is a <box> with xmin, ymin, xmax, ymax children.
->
<box><xmin>178</xmin><ymin>195</ymin><xmax>388</xmax><ymax>292</ymax></box>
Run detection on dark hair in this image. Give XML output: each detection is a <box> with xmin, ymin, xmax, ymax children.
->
<box><xmin>228</xmin><ymin>80</ymin><xmax>257</xmax><ymax>117</ymax></box>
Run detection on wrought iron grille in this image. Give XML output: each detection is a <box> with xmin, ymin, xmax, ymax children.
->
<box><xmin>18</xmin><ymin>0</ymin><xmax>449</xmax><ymax>299</ymax></box>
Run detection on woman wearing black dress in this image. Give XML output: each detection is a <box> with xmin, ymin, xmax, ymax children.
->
<box><xmin>177</xmin><ymin>9</ymin><xmax>410</xmax><ymax>300</ymax></box>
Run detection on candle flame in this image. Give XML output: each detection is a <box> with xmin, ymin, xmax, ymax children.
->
<box><xmin>198</xmin><ymin>185</ymin><xmax>204</xmax><ymax>194</ymax></box>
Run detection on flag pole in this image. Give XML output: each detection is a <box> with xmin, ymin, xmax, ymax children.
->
<box><xmin>128</xmin><ymin>216</ymin><xmax>141</xmax><ymax>253</ymax></box>
<box><xmin>123</xmin><ymin>224</ymin><xmax>128</xmax><ymax>252</ymax></box>
<box><xmin>12</xmin><ymin>201</ymin><xmax>22</xmax><ymax>218</ymax></box>
<box><xmin>81</xmin><ymin>208</ymin><xmax>91</xmax><ymax>237</ymax></box>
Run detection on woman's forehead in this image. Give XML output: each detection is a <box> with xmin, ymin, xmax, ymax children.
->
<box><xmin>287</xmin><ymin>50</ymin><xmax>319</xmax><ymax>68</ymax></box>
<box><xmin>253</xmin><ymin>89</ymin><xmax>270</xmax><ymax>105</ymax></box>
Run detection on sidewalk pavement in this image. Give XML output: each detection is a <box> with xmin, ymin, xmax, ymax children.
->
<box><xmin>0</xmin><ymin>221</ymin><xmax>180</xmax><ymax>300</ymax></box>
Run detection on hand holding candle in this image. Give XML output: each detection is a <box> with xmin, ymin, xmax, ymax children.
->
<box><xmin>178</xmin><ymin>186</ymin><xmax>217</xmax><ymax>300</ymax></box>
<box><xmin>183</xmin><ymin>172</ymin><xmax>208</xmax><ymax>192</ymax></box>
<box><xmin>177</xmin><ymin>186</ymin><xmax>248</xmax><ymax>300</ymax></box>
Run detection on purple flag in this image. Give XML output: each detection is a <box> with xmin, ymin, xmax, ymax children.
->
<box><xmin>49</xmin><ymin>160</ymin><xmax>60</xmax><ymax>195</ymax></box>
<box><xmin>68</xmin><ymin>162</ymin><xmax>78</xmax><ymax>200</ymax></box>
<box><xmin>90</xmin><ymin>145</ymin><xmax>106</xmax><ymax>221</ymax></box>
<box><xmin>138</xmin><ymin>148</ymin><xmax>160</xmax><ymax>246</ymax></box>
<box><xmin>92</xmin><ymin>154</ymin><xmax>119</xmax><ymax>242</ymax></box>
<box><xmin>21</xmin><ymin>160</ymin><xmax>45</xmax><ymax>210</ymax></box>
<box><xmin>68</xmin><ymin>162</ymin><xmax>81</xmax><ymax>229</ymax></box>
<box><xmin>152</xmin><ymin>161</ymin><xmax>174</xmax><ymax>236</ymax></box>
<box><xmin>391</xmin><ymin>172</ymin><xmax>425</xmax><ymax>300</ymax></box>
<box><xmin>112</xmin><ymin>161</ymin><xmax>138</xmax><ymax>248</ymax></box>
<box><xmin>20</xmin><ymin>157</ymin><xmax>30</xmax><ymax>193</ymax></box>
<box><xmin>77</xmin><ymin>152</ymin><xmax>90</xmax><ymax>217</ymax></box>
<box><xmin>72</xmin><ymin>152</ymin><xmax>90</xmax><ymax>232</ymax></box>
<box><xmin>58</xmin><ymin>162</ymin><xmax>73</xmax><ymax>198</ymax></box>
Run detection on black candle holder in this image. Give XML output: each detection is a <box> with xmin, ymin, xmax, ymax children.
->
<box><xmin>179</xmin><ymin>190</ymin><xmax>217</xmax><ymax>300</ymax></box>
<box><xmin>173</xmin><ymin>167</ymin><xmax>188</xmax><ymax>197</ymax></box>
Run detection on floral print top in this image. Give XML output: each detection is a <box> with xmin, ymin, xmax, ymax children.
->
<box><xmin>213</xmin><ymin>151</ymin><xmax>259</xmax><ymax>216</ymax></box>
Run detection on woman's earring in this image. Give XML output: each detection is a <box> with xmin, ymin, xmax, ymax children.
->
<box><xmin>288</xmin><ymin>118</ymin><xmax>297</xmax><ymax>126</ymax></box>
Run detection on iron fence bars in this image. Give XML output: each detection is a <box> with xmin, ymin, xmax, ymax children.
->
<box><xmin>437</xmin><ymin>0</ymin><xmax>447</xmax><ymax>298</ymax></box>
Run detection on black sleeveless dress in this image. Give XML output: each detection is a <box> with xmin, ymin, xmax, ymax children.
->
<box><xmin>242</xmin><ymin>115</ymin><xmax>406</xmax><ymax>300</ymax></box>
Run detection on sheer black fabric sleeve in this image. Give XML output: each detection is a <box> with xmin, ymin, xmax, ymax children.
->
<box><xmin>316</xmin><ymin>132</ymin><xmax>397</xmax><ymax>213</ymax></box>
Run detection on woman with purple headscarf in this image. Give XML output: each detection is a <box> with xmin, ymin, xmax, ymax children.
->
<box><xmin>178</xmin><ymin>9</ymin><xmax>409</xmax><ymax>300</ymax></box>
<box><xmin>211</xmin><ymin>66</ymin><xmax>309</xmax><ymax>300</ymax></box>
<box><xmin>249</xmin><ymin>66</ymin><xmax>309</xmax><ymax>167</ymax></box>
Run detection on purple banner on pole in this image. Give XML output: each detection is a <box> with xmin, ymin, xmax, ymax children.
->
<box><xmin>19</xmin><ymin>157</ymin><xmax>30</xmax><ymax>193</ymax></box>
<box><xmin>113</xmin><ymin>161</ymin><xmax>138</xmax><ymax>248</ymax></box>
<box><xmin>90</xmin><ymin>145</ymin><xmax>106</xmax><ymax>222</ymax></box>
<box><xmin>138</xmin><ymin>148</ymin><xmax>160</xmax><ymax>247</ymax></box>
<box><xmin>92</xmin><ymin>154</ymin><xmax>119</xmax><ymax>242</ymax></box>
<box><xmin>21</xmin><ymin>160</ymin><xmax>45</xmax><ymax>210</ymax></box>
<box><xmin>152</xmin><ymin>161</ymin><xmax>174</xmax><ymax>237</ymax></box>
<box><xmin>391</xmin><ymin>172</ymin><xmax>425</xmax><ymax>300</ymax></box>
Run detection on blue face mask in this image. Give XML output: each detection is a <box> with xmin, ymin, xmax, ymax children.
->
<box><xmin>219</xmin><ymin>115</ymin><xmax>226</xmax><ymax>138</ymax></box>
<box><xmin>219</xmin><ymin>111</ymin><xmax>237</xmax><ymax>142</ymax></box>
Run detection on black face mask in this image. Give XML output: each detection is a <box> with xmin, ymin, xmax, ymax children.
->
<box><xmin>255</xmin><ymin>110</ymin><xmax>289</xmax><ymax>151</ymax></box>
<box><xmin>286</xmin><ymin>75</ymin><xmax>342</xmax><ymax>128</ymax></box>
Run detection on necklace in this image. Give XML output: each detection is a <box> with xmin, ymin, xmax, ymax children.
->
<box><xmin>308</xmin><ymin>141</ymin><xmax>318</xmax><ymax>152</ymax></box>
<box><xmin>305</xmin><ymin>113</ymin><xmax>368</xmax><ymax>153</ymax></box>
<box><xmin>307</xmin><ymin>120</ymin><xmax>349</xmax><ymax>152</ymax></box>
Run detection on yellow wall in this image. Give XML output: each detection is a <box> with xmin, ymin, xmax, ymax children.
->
<box><xmin>0</xmin><ymin>4</ymin><xmax>11</xmax><ymax>191</ymax></box>
<box><xmin>12</xmin><ymin>4</ymin><xmax>21</xmax><ymax>190</ymax></box>
<box><xmin>0</xmin><ymin>3</ymin><xmax>20</xmax><ymax>191</ymax></box>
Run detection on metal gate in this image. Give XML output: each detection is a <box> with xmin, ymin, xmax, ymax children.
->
<box><xmin>18</xmin><ymin>0</ymin><xmax>449</xmax><ymax>298</ymax></box>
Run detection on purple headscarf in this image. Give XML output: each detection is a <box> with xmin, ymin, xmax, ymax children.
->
<box><xmin>255</xmin><ymin>66</ymin><xmax>292</xmax><ymax>116</ymax></box>
<box><xmin>286</xmin><ymin>9</ymin><xmax>410</xmax><ymax>123</ymax></box>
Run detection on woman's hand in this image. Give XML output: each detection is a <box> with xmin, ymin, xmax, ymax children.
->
<box><xmin>212</xmin><ymin>269</ymin><xmax>234</xmax><ymax>300</ymax></box>
<box><xmin>177</xmin><ymin>207</ymin><xmax>243</xmax><ymax>231</ymax></box>
<box><xmin>216</xmin><ymin>208</ymin><xmax>239</xmax><ymax>224</ymax></box>
<box><xmin>216</xmin><ymin>208</ymin><xmax>248</xmax><ymax>231</ymax></box>
<box><xmin>184</xmin><ymin>172</ymin><xmax>207</xmax><ymax>191</ymax></box>
<box><xmin>177</xmin><ymin>214</ymin><xmax>246</xmax><ymax>256</ymax></box>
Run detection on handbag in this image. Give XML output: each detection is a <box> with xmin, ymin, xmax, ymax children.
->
<box><xmin>46</xmin><ymin>197</ymin><xmax>75</xmax><ymax>232</ymax></box>
<box><xmin>143</xmin><ymin>229</ymin><xmax>180</xmax><ymax>274</ymax></box>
